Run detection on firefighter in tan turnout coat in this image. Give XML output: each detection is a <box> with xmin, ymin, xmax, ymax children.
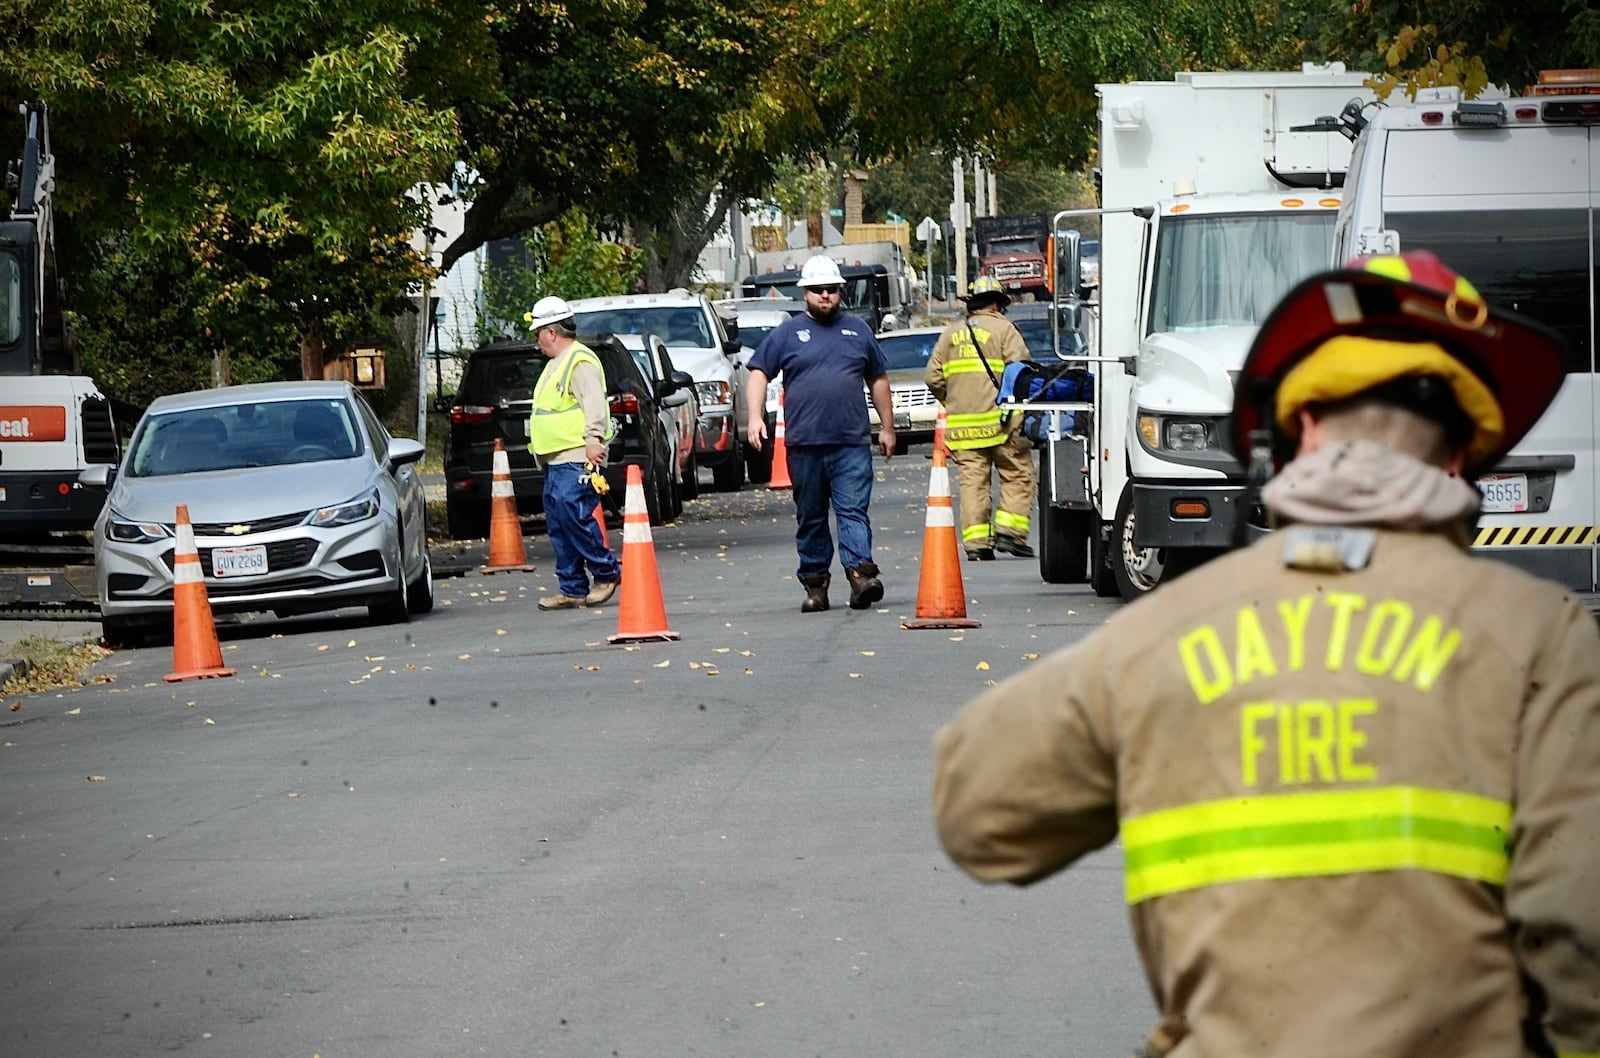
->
<box><xmin>924</xmin><ymin>276</ymin><xmax>1036</xmax><ymax>560</ymax></box>
<box><xmin>932</xmin><ymin>251</ymin><xmax>1600</xmax><ymax>1058</ymax></box>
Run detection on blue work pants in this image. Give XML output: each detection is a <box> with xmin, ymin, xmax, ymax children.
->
<box><xmin>542</xmin><ymin>462</ymin><xmax>620</xmax><ymax>597</ymax></box>
<box><xmin>785</xmin><ymin>444</ymin><xmax>875</xmax><ymax>580</ymax></box>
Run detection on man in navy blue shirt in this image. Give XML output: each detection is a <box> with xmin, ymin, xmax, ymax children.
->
<box><xmin>746</xmin><ymin>255</ymin><xmax>896</xmax><ymax>613</ymax></box>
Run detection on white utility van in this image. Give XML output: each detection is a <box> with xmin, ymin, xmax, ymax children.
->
<box><xmin>1333</xmin><ymin>72</ymin><xmax>1599</xmax><ymax>591</ymax></box>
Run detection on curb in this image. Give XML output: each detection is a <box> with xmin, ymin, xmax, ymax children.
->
<box><xmin>1</xmin><ymin>656</ymin><xmax>31</xmax><ymax>687</ymax></box>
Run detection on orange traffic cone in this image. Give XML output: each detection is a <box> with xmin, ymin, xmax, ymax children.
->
<box><xmin>594</xmin><ymin>502</ymin><xmax>610</xmax><ymax>549</ymax></box>
<box><xmin>902</xmin><ymin>444</ymin><xmax>981</xmax><ymax>630</ymax></box>
<box><xmin>933</xmin><ymin>407</ymin><xmax>948</xmax><ymax>462</ymax></box>
<box><xmin>607</xmin><ymin>464</ymin><xmax>680</xmax><ymax>643</ymax></box>
<box><xmin>483</xmin><ymin>438</ymin><xmax>535</xmax><ymax>574</ymax></box>
<box><xmin>165</xmin><ymin>503</ymin><xmax>237</xmax><ymax>682</ymax></box>
<box><xmin>768</xmin><ymin>390</ymin><xmax>792</xmax><ymax>490</ymax></box>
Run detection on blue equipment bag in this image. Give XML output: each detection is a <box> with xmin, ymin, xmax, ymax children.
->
<box><xmin>997</xmin><ymin>362</ymin><xmax>1094</xmax><ymax>446</ymax></box>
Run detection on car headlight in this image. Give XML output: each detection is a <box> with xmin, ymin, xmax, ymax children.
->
<box><xmin>309</xmin><ymin>487</ymin><xmax>381</xmax><ymax>528</ymax></box>
<box><xmin>1137</xmin><ymin>414</ymin><xmax>1217</xmax><ymax>453</ymax></box>
<box><xmin>696</xmin><ymin>380</ymin><xmax>731</xmax><ymax>407</ymax></box>
<box><xmin>105</xmin><ymin>511</ymin><xmax>171</xmax><ymax>544</ymax></box>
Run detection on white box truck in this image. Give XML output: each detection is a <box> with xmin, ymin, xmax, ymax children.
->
<box><xmin>1029</xmin><ymin>66</ymin><xmax>1375</xmax><ymax>598</ymax></box>
<box><xmin>1332</xmin><ymin>72</ymin><xmax>1600</xmax><ymax>592</ymax></box>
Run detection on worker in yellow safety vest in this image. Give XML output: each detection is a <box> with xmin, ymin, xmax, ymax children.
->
<box><xmin>924</xmin><ymin>276</ymin><xmax>1035</xmax><ymax>560</ymax></box>
<box><xmin>932</xmin><ymin>250</ymin><xmax>1600</xmax><ymax>1058</ymax></box>
<box><xmin>525</xmin><ymin>295</ymin><xmax>621</xmax><ymax>611</ymax></box>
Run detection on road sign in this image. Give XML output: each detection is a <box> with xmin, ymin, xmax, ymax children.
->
<box><xmin>916</xmin><ymin>215</ymin><xmax>940</xmax><ymax>241</ymax></box>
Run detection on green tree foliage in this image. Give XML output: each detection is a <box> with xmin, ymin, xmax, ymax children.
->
<box><xmin>3</xmin><ymin>0</ymin><xmax>466</xmax><ymax>393</ymax></box>
<box><xmin>1293</xmin><ymin>0</ymin><xmax>1600</xmax><ymax>95</ymax></box>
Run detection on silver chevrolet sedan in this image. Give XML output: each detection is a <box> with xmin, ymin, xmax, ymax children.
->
<box><xmin>86</xmin><ymin>381</ymin><xmax>433</xmax><ymax>647</ymax></box>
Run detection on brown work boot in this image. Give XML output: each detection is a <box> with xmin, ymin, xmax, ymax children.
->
<box><xmin>800</xmin><ymin>573</ymin><xmax>831</xmax><ymax>613</ymax></box>
<box><xmin>583</xmin><ymin>579</ymin><xmax>619</xmax><ymax>607</ymax></box>
<box><xmin>537</xmin><ymin>593</ymin><xmax>586</xmax><ymax>611</ymax></box>
<box><xmin>846</xmin><ymin>562</ymin><xmax>883</xmax><ymax>610</ymax></box>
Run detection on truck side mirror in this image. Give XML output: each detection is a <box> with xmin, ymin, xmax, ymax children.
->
<box><xmin>1055</xmin><ymin>302</ymin><xmax>1083</xmax><ymax>339</ymax></box>
<box><xmin>1053</xmin><ymin>228</ymin><xmax>1083</xmax><ymax>300</ymax></box>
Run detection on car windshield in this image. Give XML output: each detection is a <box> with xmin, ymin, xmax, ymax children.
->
<box><xmin>739</xmin><ymin>324</ymin><xmax>781</xmax><ymax>349</ymax></box>
<box><xmin>462</xmin><ymin>352</ymin><xmax>545</xmax><ymax>401</ymax></box>
<box><xmin>1011</xmin><ymin>314</ymin><xmax>1087</xmax><ymax>360</ymax></box>
<box><xmin>877</xmin><ymin>332</ymin><xmax>939</xmax><ymax>371</ymax></box>
<box><xmin>573</xmin><ymin>307</ymin><xmax>712</xmax><ymax>349</ymax></box>
<box><xmin>127</xmin><ymin>399</ymin><xmax>361</xmax><ymax>477</ymax></box>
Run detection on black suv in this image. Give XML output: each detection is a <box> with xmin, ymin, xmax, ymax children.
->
<box><xmin>445</xmin><ymin>336</ymin><xmax>685</xmax><ymax>539</ymax></box>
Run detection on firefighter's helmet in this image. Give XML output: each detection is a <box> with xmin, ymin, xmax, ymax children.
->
<box><xmin>960</xmin><ymin>275</ymin><xmax>1011</xmax><ymax>309</ymax></box>
<box><xmin>1232</xmin><ymin>250</ymin><xmax>1568</xmax><ymax>475</ymax></box>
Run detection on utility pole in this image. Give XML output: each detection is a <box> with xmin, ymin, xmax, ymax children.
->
<box><xmin>951</xmin><ymin>158</ymin><xmax>968</xmax><ymax>300</ymax></box>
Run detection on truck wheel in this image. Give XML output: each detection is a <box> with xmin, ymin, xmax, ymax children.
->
<box><xmin>1036</xmin><ymin>443</ymin><xmax>1088</xmax><ymax>583</ymax></box>
<box><xmin>1113</xmin><ymin>484</ymin><xmax>1167</xmax><ymax>600</ymax></box>
<box><xmin>711</xmin><ymin>453</ymin><xmax>745</xmax><ymax>492</ymax></box>
<box><xmin>1089</xmin><ymin>521</ymin><xmax>1119</xmax><ymax>598</ymax></box>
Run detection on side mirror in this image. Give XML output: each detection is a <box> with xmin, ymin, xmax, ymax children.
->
<box><xmin>388</xmin><ymin>437</ymin><xmax>426</xmax><ymax>468</ymax></box>
<box><xmin>1053</xmin><ymin>227</ymin><xmax>1083</xmax><ymax>301</ymax></box>
<box><xmin>1055</xmin><ymin>302</ymin><xmax>1083</xmax><ymax>338</ymax></box>
<box><xmin>722</xmin><ymin>339</ymin><xmax>743</xmax><ymax>358</ymax></box>
<box><xmin>79</xmin><ymin>463</ymin><xmax>116</xmax><ymax>489</ymax></box>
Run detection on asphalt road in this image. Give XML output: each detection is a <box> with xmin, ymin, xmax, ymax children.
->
<box><xmin>0</xmin><ymin>453</ymin><xmax>1154</xmax><ymax>1058</ymax></box>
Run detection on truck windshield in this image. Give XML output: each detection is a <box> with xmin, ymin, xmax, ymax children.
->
<box><xmin>1148</xmin><ymin>212</ymin><xmax>1334</xmax><ymax>333</ymax></box>
<box><xmin>744</xmin><ymin>277</ymin><xmax>874</xmax><ymax>317</ymax></box>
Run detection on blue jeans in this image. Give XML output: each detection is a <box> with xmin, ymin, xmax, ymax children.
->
<box><xmin>786</xmin><ymin>444</ymin><xmax>874</xmax><ymax>580</ymax></box>
<box><xmin>542</xmin><ymin>462</ymin><xmax>621</xmax><ymax>597</ymax></box>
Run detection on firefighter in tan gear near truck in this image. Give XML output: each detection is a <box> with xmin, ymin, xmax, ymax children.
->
<box><xmin>932</xmin><ymin>251</ymin><xmax>1600</xmax><ymax>1058</ymax></box>
<box><xmin>924</xmin><ymin>276</ymin><xmax>1035</xmax><ymax>560</ymax></box>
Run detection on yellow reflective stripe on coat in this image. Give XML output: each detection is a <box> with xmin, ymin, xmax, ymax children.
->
<box><xmin>1120</xmin><ymin>785</ymin><xmax>1511</xmax><ymax>905</ymax></box>
<box><xmin>943</xmin><ymin>356</ymin><xmax>1007</xmax><ymax>376</ymax></box>
<box><xmin>944</xmin><ymin>409</ymin><xmax>1006</xmax><ymax>449</ymax></box>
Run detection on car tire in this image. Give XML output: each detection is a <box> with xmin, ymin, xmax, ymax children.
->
<box><xmin>711</xmin><ymin>453</ymin><xmax>745</xmax><ymax>492</ymax></box>
<box><xmin>370</xmin><ymin>525</ymin><xmax>413</xmax><ymax>625</ymax></box>
<box><xmin>446</xmin><ymin>497</ymin><xmax>489</xmax><ymax>541</ymax></box>
<box><xmin>679</xmin><ymin>450</ymin><xmax>700</xmax><ymax>502</ymax></box>
<box><xmin>655</xmin><ymin>453</ymin><xmax>679</xmax><ymax>524</ymax></box>
<box><xmin>100</xmin><ymin>616</ymin><xmax>144</xmax><ymax>650</ymax></box>
<box><xmin>407</xmin><ymin>548</ymin><xmax>435</xmax><ymax>616</ymax></box>
<box><xmin>746</xmin><ymin>439</ymin><xmax>773</xmax><ymax>485</ymax></box>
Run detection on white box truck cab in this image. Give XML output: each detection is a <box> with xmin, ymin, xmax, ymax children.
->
<box><xmin>1333</xmin><ymin>73</ymin><xmax>1600</xmax><ymax>592</ymax></box>
<box><xmin>1033</xmin><ymin>67</ymin><xmax>1376</xmax><ymax>599</ymax></box>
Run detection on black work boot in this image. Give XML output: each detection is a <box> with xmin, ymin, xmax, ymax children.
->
<box><xmin>846</xmin><ymin>562</ymin><xmax>884</xmax><ymax>610</ymax></box>
<box><xmin>994</xmin><ymin>535</ymin><xmax>1035</xmax><ymax>559</ymax></box>
<box><xmin>800</xmin><ymin>573</ymin><xmax>831</xmax><ymax>613</ymax></box>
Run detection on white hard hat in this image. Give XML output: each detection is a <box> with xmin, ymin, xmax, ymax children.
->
<box><xmin>797</xmin><ymin>255</ymin><xmax>844</xmax><ymax>288</ymax></box>
<box><xmin>524</xmin><ymin>295</ymin><xmax>574</xmax><ymax>331</ymax></box>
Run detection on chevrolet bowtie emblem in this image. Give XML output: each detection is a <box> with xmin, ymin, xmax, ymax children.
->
<box><xmin>224</xmin><ymin>524</ymin><xmax>252</xmax><ymax>536</ymax></box>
